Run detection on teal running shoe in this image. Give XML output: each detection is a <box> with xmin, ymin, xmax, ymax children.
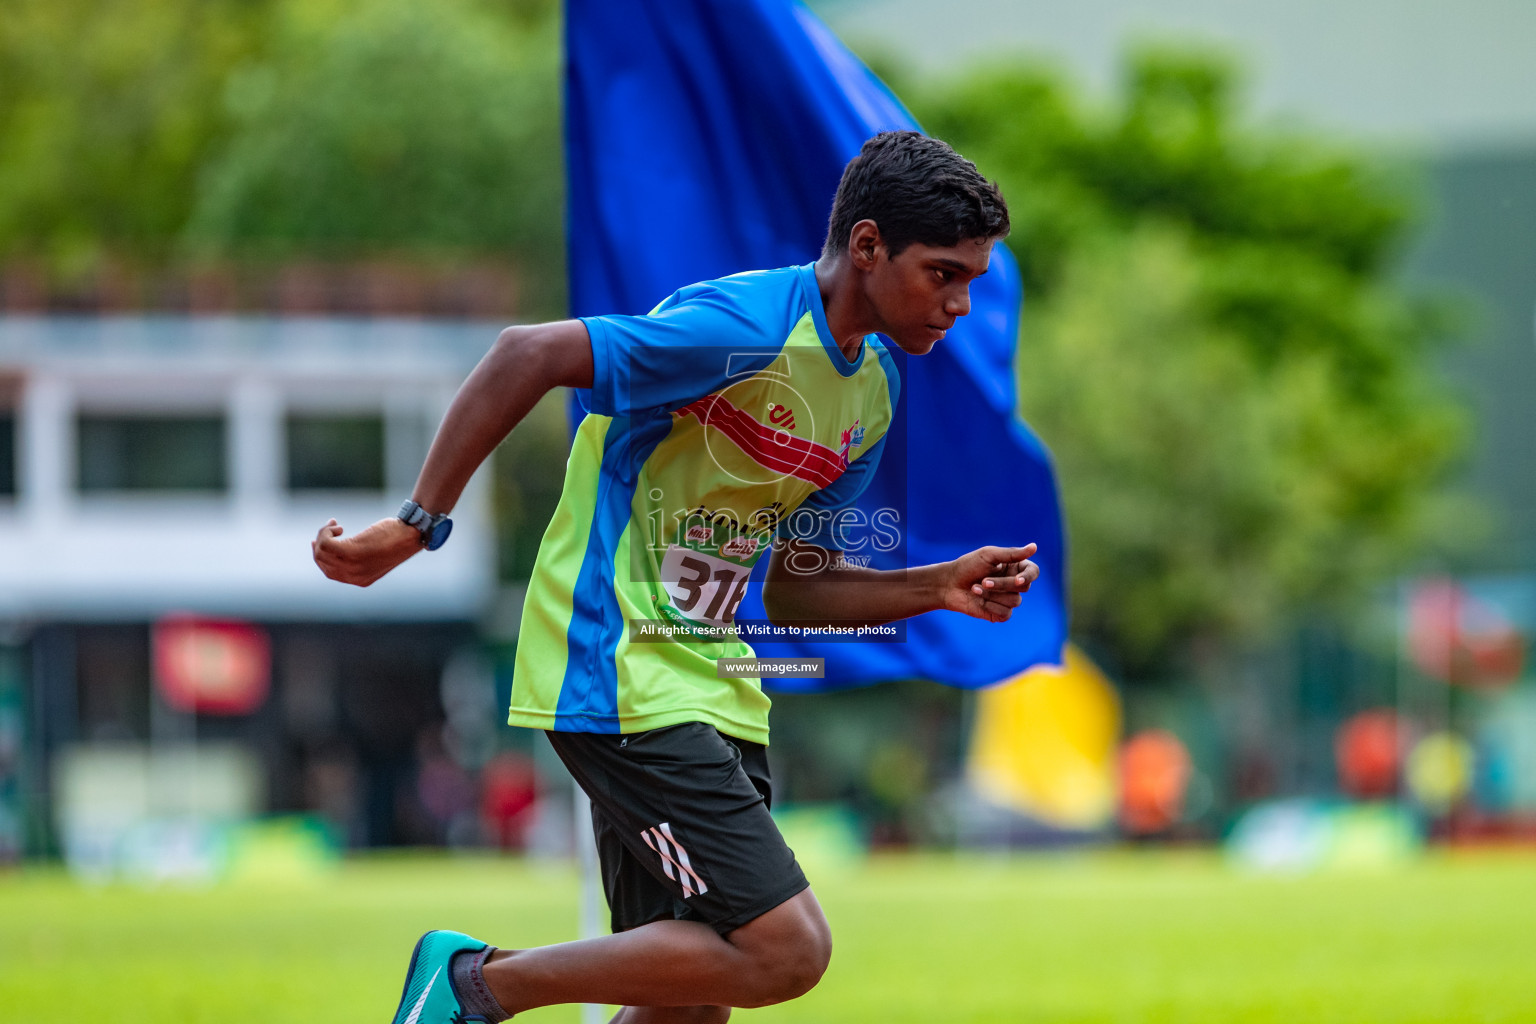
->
<box><xmin>390</xmin><ymin>930</ymin><xmax>493</xmax><ymax>1024</ymax></box>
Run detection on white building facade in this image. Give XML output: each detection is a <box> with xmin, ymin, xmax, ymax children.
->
<box><xmin>0</xmin><ymin>315</ymin><xmax>510</xmax><ymax>861</ymax></box>
<box><xmin>0</xmin><ymin>315</ymin><xmax>498</xmax><ymax>620</ymax></box>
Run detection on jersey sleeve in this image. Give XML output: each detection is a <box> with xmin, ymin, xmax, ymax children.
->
<box><xmin>776</xmin><ymin>432</ymin><xmax>889</xmax><ymax>550</ymax></box>
<box><xmin>581</xmin><ymin>281</ymin><xmax>784</xmax><ymax>418</ymax></box>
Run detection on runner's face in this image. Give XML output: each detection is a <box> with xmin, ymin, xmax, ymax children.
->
<box><xmin>867</xmin><ymin>236</ymin><xmax>995</xmax><ymax>355</ymax></box>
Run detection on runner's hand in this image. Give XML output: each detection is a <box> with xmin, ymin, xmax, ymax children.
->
<box><xmin>942</xmin><ymin>544</ymin><xmax>1039</xmax><ymax>622</ymax></box>
<box><xmin>312</xmin><ymin>517</ymin><xmax>422</xmax><ymax>587</ymax></box>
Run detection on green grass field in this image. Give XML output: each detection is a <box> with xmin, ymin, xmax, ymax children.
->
<box><xmin>2</xmin><ymin>848</ymin><xmax>1533</xmax><ymax>1023</ymax></box>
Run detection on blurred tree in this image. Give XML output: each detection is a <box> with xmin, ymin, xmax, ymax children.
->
<box><xmin>0</xmin><ymin>0</ymin><xmax>274</xmax><ymax>277</ymax></box>
<box><xmin>914</xmin><ymin>50</ymin><xmax>1469</xmax><ymax>674</ymax></box>
<box><xmin>492</xmin><ymin>389</ymin><xmax>568</xmax><ymax>582</ymax></box>
<box><xmin>0</xmin><ymin>0</ymin><xmax>562</xmax><ymax>311</ymax></box>
<box><xmin>184</xmin><ymin>0</ymin><xmax>563</xmax><ymax>312</ymax></box>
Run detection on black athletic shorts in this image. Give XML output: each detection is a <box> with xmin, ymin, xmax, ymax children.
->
<box><xmin>546</xmin><ymin>722</ymin><xmax>809</xmax><ymax>936</ymax></box>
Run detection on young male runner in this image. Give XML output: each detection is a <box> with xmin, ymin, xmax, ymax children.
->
<box><xmin>314</xmin><ymin>131</ymin><xmax>1040</xmax><ymax>1023</ymax></box>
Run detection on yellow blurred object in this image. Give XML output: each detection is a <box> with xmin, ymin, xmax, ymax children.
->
<box><xmin>1406</xmin><ymin>732</ymin><xmax>1475</xmax><ymax>813</ymax></box>
<box><xmin>967</xmin><ymin>645</ymin><xmax>1121</xmax><ymax>829</ymax></box>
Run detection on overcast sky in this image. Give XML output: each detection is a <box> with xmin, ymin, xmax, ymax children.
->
<box><xmin>811</xmin><ymin>0</ymin><xmax>1536</xmax><ymax>152</ymax></box>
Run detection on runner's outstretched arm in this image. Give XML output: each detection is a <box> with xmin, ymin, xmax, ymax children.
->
<box><xmin>312</xmin><ymin>321</ymin><xmax>594</xmax><ymax>587</ymax></box>
<box><xmin>761</xmin><ymin>540</ymin><xmax>1038</xmax><ymax>628</ymax></box>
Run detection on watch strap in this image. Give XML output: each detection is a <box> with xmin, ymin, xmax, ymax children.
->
<box><xmin>397</xmin><ymin>499</ymin><xmax>448</xmax><ymax>547</ymax></box>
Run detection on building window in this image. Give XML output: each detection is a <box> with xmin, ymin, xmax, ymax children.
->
<box><xmin>77</xmin><ymin>415</ymin><xmax>227</xmax><ymax>493</ymax></box>
<box><xmin>0</xmin><ymin>413</ymin><xmax>14</xmax><ymax>498</ymax></box>
<box><xmin>286</xmin><ymin>414</ymin><xmax>385</xmax><ymax>492</ymax></box>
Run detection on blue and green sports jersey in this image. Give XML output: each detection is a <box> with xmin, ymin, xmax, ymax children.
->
<box><xmin>508</xmin><ymin>264</ymin><xmax>900</xmax><ymax>744</ymax></box>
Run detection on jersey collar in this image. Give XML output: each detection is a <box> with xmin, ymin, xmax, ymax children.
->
<box><xmin>797</xmin><ymin>263</ymin><xmax>867</xmax><ymax>378</ymax></box>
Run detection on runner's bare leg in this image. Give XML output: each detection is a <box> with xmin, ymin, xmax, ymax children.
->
<box><xmin>482</xmin><ymin>889</ymin><xmax>829</xmax><ymax>1014</ymax></box>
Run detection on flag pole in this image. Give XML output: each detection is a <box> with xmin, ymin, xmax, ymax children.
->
<box><xmin>573</xmin><ymin>784</ymin><xmax>604</xmax><ymax>1024</ymax></box>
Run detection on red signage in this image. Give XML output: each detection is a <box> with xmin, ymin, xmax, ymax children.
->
<box><xmin>1407</xmin><ymin>579</ymin><xmax>1525</xmax><ymax>688</ymax></box>
<box><xmin>153</xmin><ymin>617</ymin><xmax>271</xmax><ymax>715</ymax></box>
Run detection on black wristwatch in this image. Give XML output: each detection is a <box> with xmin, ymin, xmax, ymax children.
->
<box><xmin>397</xmin><ymin>499</ymin><xmax>453</xmax><ymax>551</ymax></box>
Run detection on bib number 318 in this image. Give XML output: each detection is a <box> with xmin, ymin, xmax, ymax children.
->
<box><xmin>661</xmin><ymin>545</ymin><xmax>752</xmax><ymax>628</ymax></box>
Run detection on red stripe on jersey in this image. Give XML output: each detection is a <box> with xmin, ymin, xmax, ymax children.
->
<box><xmin>677</xmin><ymin>393</ymin><xmax>847</xmax><ymax>488</ymax></box>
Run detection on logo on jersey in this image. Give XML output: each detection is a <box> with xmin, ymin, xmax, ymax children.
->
<box><xmin>768</xmin><ymin>403</ymin><xmax>797</xmax><ymax>431</ymax></box>
<box><xmin>839</xmin><ymin>420</ymin><xmax>865</xmax><ymax>461</ymax></box>
<box><xmin>685</xmin><ymin>524</ymin><xmax>714</xmax><ymax>544</ymax></box>
<box><xmin>748</xmin><ymin>502</ymin><xmax>786</xmax><ymax>532</ymax></box>
<box><xmin>720</xmin><ymin>535</ymin><xmax>760</xmax><ymax>559</ymax></box>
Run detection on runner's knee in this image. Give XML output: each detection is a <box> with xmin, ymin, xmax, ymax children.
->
<box><xmin>739</xmin><ymin>914</ymin><xmax>832</xmax><ymax>1006</ymax></box>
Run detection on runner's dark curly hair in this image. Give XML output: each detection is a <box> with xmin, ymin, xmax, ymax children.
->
<box><xmin>823</xmin><ymin>130</ymin><xmax>1009</xmax><ymax>258</ymax></box>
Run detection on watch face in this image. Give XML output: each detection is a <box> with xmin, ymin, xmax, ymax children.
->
<box><xmin>426</xmin><ymin>517</ymin><xmax>453</xmax><ymax>551</ymax></box>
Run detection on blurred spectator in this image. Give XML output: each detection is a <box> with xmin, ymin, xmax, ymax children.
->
<box><xmin>1406</xmin><ymin>732</ymin><xmax>1475</xmax><ymax>815</ymax></box>
<box><xmin>1119</xmin><ymin>730</ymin><xmax>1192</xmax><ymax>835</ymax></box>
<box><xmin>1336</xmin><ymin>710</ymin><xmax>1402</xmax><ymax>800</ymax></box>
<box><xmin>302</xmin><ymin>743</ymin><xmax>361</xmax><ymax>847</ymax></box>
<box><xmin>415</xmin><ymin>726</ymin><xmax>478</xmax><ymax>846</ymax></box>
<box><xmin>480</xmin><ymin>751</ymin><xmax>538</xmax><ymax>850</ymax></box>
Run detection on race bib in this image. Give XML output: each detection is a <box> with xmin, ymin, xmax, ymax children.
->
<box><xmin>660</xmin><ymin>545</ymin><xmax>753</xmax><ymax>628</ymax></box>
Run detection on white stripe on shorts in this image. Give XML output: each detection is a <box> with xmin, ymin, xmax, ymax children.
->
<box><xmin>638</xmin><ymin>829</ymin><xmax>681</xmax><ymax>890</ymax></box>
<box><xmin>657</xmin><ymin>822</ymin><xmax>708</xmax><ymax>896</ymax></box>
<box><xmin>641</xmin><ymin>823</ymin><xmax>709</xmax><ymax>898</ymax></box>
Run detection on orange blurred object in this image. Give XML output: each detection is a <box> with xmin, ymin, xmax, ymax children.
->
<box><xmin>1118</xmin><ymin>730</ymin><xmax>1192</xmax><ymax>834</ymax></box>
<box><xmin>1336</xmin><ymin>709</ymin><xmax>1401</xmax><ymax>799</ymax></box>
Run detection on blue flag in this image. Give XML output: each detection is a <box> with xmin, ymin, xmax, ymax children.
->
<box><xmin>565</xmin><ymin>0</ymin><xmax>1065</xmax><ymax>689</ymax></box>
